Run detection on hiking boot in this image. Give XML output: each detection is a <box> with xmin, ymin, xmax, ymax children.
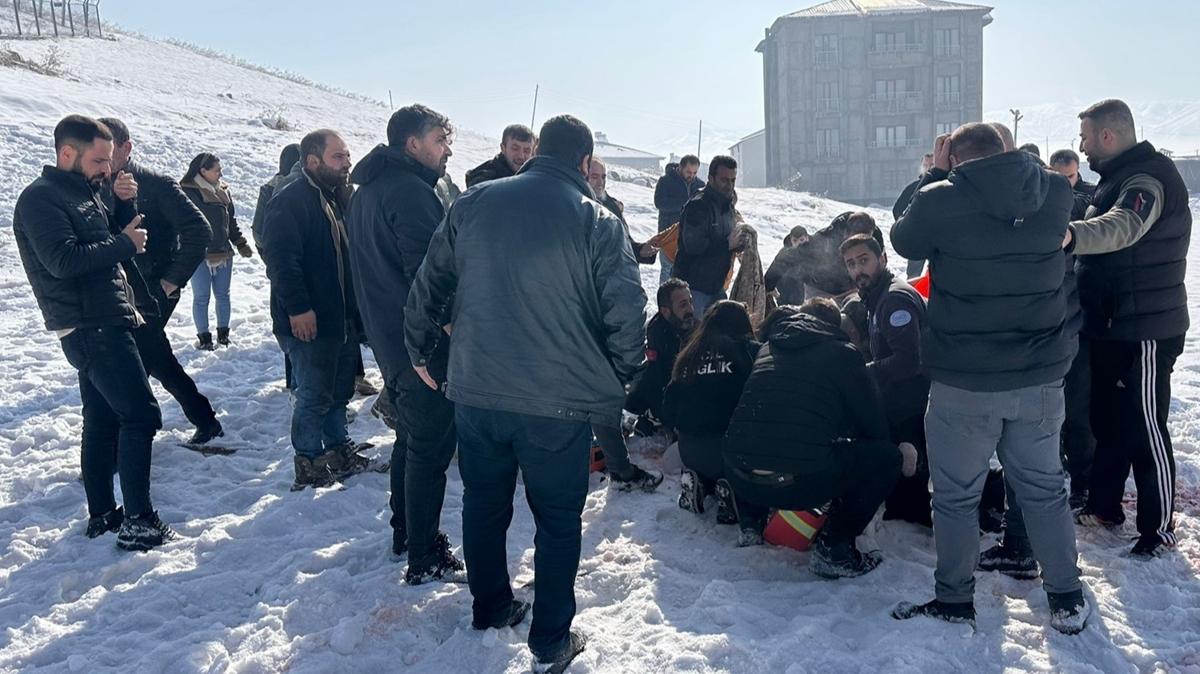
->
<box><xmin>473</xmin><ymin>599</ymin><xmax>531</xmax><ymax>630</ymax></box>
<box><xmin>737</xmin><ymin>526</ymin><xmax>764</xmax><ymax>547</ymax></box>
<box><xmin>1130</xmin><ymin>535</ymin><xmax>1174</xmax><ymax>559</ymax></box>
<box><xmin>354</xmin><ymin>376</ymin><xmax>379</xmax><ymax>397</ymax></box>
<box><xmin>678</xmin><ymin>469</ymin><xmax>704</xmax><ymax>514</ymax></box>
<box><xmin>809</xmin><ymin>533</ymin><xmax>883</xmax><ymax>579</ymax></box>
<box><xmin>979</xmin><ymin>506</ymin><xmax>1005</xmax><ymax>535</ymax></box>
<box><xmin>1068</xmin><ymin>488</ymin><xmax>1089</xmax><ymax>512</ymax></box>
<box><xmin>714</xmin><ymin>479</ymin><xmax>739</xmax><ymax>525</ymax></box>
<box><xmin>1048</xmin><ymin>590</ymin><xmax>1090</xmax><ymax>635</ymax></box>
<box><xmin>292</xmin><ymin>454</ymin><xmax>336</xmax><ymax>490</ymax></box>
<box><xmin>328</xmin><ymin>443</ymin><xmax>372</xmax><ymax>478</ymax></box>
<box><xmin>610</xmin><ymin>465</ymin><xmax>663</xmax><ymax>493</ymax></box>
<box><xmin>370</xmin><ymin>393</ymin><xmax>399</xmax><ymax>431</ymax></box>
<box><xmin>187</xmin><ymin>419</ymin><xmax>224</xmax><ymax>446</ymax></box>
<box><xmin>405</xmin><ymin>532</ymin><xmax>466</xmax><ymax>585</ymax></box>
<box><xmin>116</xmin><ymin>511</ymin><xmax>178</xmax><ymax>551</ymax></box>
<box><xmin>978</xmin><ymin>541</ymin><xmax>1039</xmax><ymax>579</ymax></box>
<box><xmin>196</xmin><ymin>332</ymin><xmax>215</xmax><ymax>351</ymax></box>
<box><xmin>86</xmin><ymin>507</ymin><xmax>123</xmax><ymax>538</ymax></box>
<box><xmin>532</xmin><ymin>631</ymin><xmax>587</xmax><ymax>674</ymax></box>
<box><xmin>1075</xmin><ymin>507</ymin><xmax>1124</xmax><ymax>528</ymax></box>
<box><xmin>892</xmin><ymin>599</ymin><xmax>976</xmax><ymax>628</ymax></box>
<box><xmin>216</xmin><ymin>327</ymin><xmax>231</xmax><ymax>347</ymax></box>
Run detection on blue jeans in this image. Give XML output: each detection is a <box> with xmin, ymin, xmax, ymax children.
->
<box><xmin>925</xmin><ymin>380</ymin><xmax>1081</xmax><ymax>603</ymax></box>
<box><xmin>456</xmin><ymin>404</ymin><xmax>591</xmax><ymax>659</ymax></box>
<box><xmin>190</xmin><ymin>258</ymin><xmax>233</xmax><ymax>333</ymax></box>
<box><xmin>690</xmin><ymin>289</ymin><xmax>725</xmax><ymax>320</ymax></box>
<box><xmin>60</xmin><ymin>327</ymin><xmax>162</xmax><ymax>517</ymax></box>
<box><xmin>658</xmin><ymin>252</ymin><xmax>673</xmax><ymax>285</ymax></box>
<box><xmin>278</xmin><ymin>335</ymin><xmax>357</xmax><ymax>458</ymax></box>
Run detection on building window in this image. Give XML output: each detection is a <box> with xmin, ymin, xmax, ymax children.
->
<box><xmin>814</xmin><ymin>172</ymin><xmax>844</xmax><ymax>194</ymax></box>
<box><xmin>813</xmin><ymin>33</ymin><xmax>839</xmax><ymax>65</ymax></box>
<box><xmin>883</xmin><ymin>169</ymin><xmax>909</xmax><ymax>189</ymax></box>
<box><xmin>818</xmin><ymin>128</ymin><xmax>841</xmax><ymax>158</ymax></box>
<box><xmin>936</xmin><ymin>75</ymin><xmax>961</xmax><ymax>106</ymax></box>
<box><xmin>936</xmin><ymin>121</ymin><xmax>959</xmax><ymax>135</ymax></box>
<box><xmin>935</xmin><ymin>28</ymin><xmax>961</xmax><ymax>56</ymax></box>
<box><xmin>873</xmin><ymin>126</ymin><xmax>910</xmax><ymax>148</ymax></box>
<box><xmin>872</xmin><ymin>31</ymin><xmax>917</xmax><ymax>53</ymax></box>
<box><xmin>872</xmin><ymin>79</ymin><xmax>908</xmax><ymax>99</ymax></box>
<box><xmin>817</xmin><ymin>81</ymin><xmax>840</xmax><ymax>112</ymax></box>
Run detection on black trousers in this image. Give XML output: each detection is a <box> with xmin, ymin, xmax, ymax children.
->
<box><xmin>1086</xmin><ymin>336</ymin><xmax>1184</xmax><ymax>545</ymax></box>
<box><xmin>678</xmin><ymin>433</ymin><xmax>724</xmax><ymax>490</ymax></box>
<box><xmin>728</xmin><ymin>439</ymin><xmax>901</xmax><ymax>543</ymax></box>
<box><xmin>1061</xmin><ymin>338</ymin><xmax>1095</xmax><ymax>492</ymax></box>
<box><xmin>388</xmin><ymin>365</ymin><xmax>457</xmax><ymax>568</ymax></box>
<box><xmin>884</xmin><ymin>413</ymin><xmax>932</xmax><ymax>525</ymax></box>
<box><xmin>61</xmin><ymin>327</ymin><xmax>162</xmax><ymax>517</ymax></box>
<box><xmin>132</xmin><ymin>292</ymin><xmax>216</xmax><ymax>429</ymax></box>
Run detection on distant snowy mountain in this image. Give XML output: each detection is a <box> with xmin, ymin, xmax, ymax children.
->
<box><xmin>651</xmin><ymin>124</ymin><xmax>752</xmax><ymax>164</ymax></box>
<box><xmin>985</xmin><ymin>100</ymin><xmax>1200</xmax><ymax>158</ymax></box>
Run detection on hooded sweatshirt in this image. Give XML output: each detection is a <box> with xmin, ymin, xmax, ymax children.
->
<box><xmin>891</xmin><ymin>150</ymin><xmax>1078</xmax><ymax>392</ymax></box>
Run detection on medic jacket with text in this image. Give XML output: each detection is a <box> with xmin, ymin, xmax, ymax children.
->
<box><xmin>861</xmin><ymin>269</ymin><xmax>929</xmax><ymax>422</ymax></box>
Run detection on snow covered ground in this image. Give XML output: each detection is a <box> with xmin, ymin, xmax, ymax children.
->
<box><xmin>1</xmin><ymin>26</ymin><xmax>1199</xmax><ymax>674</ymax></box>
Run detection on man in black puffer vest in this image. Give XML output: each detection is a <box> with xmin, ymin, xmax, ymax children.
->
<box><xmin>890</xmin><ymin>123</ymin><xmax>1087</xmax><ymax>634</ymax></box>
<box><xmin>13</xmin><ymin>115</ymin><xmax>175</xmax><ymax>551</ymax></box>
<box><xmin>1066</xmin><ymin>100</ymin><xmax>1192</xmax><ymax>559</ymax></box>
<box><xmin>98</xmin><ymin>117</ymin><xmax>223</xmax><ymax>446</ymax></box>
<box><xmin>723</xmin><ymin>300</ymin><xmax>901</xmax><ymax>579</ymax></box>
<box><xmin>347</xmin><ymin>104</ymin><xmax>465</xmax><ymax>584</ymax></box>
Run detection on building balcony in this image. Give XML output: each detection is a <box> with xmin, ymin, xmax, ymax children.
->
<box><xmin>815</xmin><ymin>148</ymin><xmax>843</xmax><ymax>161</ymax></box>
<box><xmin>813</xmin><ymin>48</ymin><xmax>839</xmax><ymax>67</ymax></box>
<box><xmin>868</xmin><ymin>91</ymin><xmax>923</xmax><ymax>114</ymax></box>
<box><xmin>936</xmin><ymin>91</ymin><xmax>963</xmax><ymax>109</ymax></box>
<box><xmin>815</xmin><ymin>98</ymin><xmax>841</xmax><ymax>113</ymax></box>
<box><xmin>935</xmin><ymin>44</ymin><xmax>962</xmax><ymax>57</ymax></box>
<box><xmin>868</xmin><ymin>43</ymin><xmax>928</xmax><ymax>66</ymax></box>
<box><xmin>868</xmin><ymin>138</ymin><xmax>925</xmax><ymax>155</ymax></box>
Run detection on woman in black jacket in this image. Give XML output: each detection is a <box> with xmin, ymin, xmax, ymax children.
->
<box><xmin>663</xmin><ymin>300</ymin><xmax>761</xmax><ymax>523</ymax></box>
<box><xmin>181</xmin><ymin>153</ymin><xmax>252</xmax><ymax>350</ymax></box>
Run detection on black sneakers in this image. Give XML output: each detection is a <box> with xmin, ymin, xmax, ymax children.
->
<box><xmin>978</xmin><ymin>541</ymin><xmax>1039</xmax><ymax>579</ymax></box>
<box><xmin>714</xmin><ymin>479</ymin><xmax>739</xmax><ymax>525</ymax></box>
<box><xmin>609</xmin><ymin>465</ymin><xmax>663</xmax><ymax>493</ymax></box>
<box><xmin>472</xmin><ymin>599</ymin><xmax>531</xmax><ymax>631</ymax></box>
<box><xmin>1130</xmin><ymin>535</ymin><xmax>1174</xmax><ymax>559</ymax></box>
<box><xmin>809</xmin><ymin>533</ymin><xmax>883</xmax><ymax>579</ymax></box>
<box><xmin>532</xmin><ymin>631</ymin><xmax>587</xmax><ymax>674</ymax></box>
<box><xmin>187</xmin><ymin>419</ymin><xmax>225</xmax><ymax>446</ymax></box>
<box><xmin>86</xmin><ymin>507</ymin><xmax>124</xmax><ymax>538</ymax></box>
<box><xmin>405</xmin><ymin>532</ymin><xmax>466</xmax><ymax>585</ymax></box>
<box><xmin>116</xmin><ymin>511</ymin><xmax>178</xmax><ymax>551</ymax></box>
<box><xmin>678</xmin><ymin>469</ymin><xmax>705</xmax><ymax>514</ymax></box>
<box><xmin>892</xmin><ymin>599</ymin><xmax>977</xmax><ymax>628</ymax></box>
<box><xmin>1047</xmin><ymin>590</ymin><xmax>1090</xmax><ymax>635</ymax></box>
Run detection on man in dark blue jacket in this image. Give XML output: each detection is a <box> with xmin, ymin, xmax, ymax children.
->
<box><xmin>653</xmin><ymin>155</ymin><xmax>704</xmax><ymax>282</ymax></box>
<box><xmin>263</xmin><ymin>129</ymin><xmax>371</xmax><ymax>490</ymax></box>
<box><xmin>673</xmin><ymin>155</ymin><xmax>739</xmax><ymax>318</ymax></box>
<box><xmin>13</xmin><ymin>115</ymin><xmax>175</xmax><ymax>551</ymax></box>
<box><xmin>890</xmin><ymin>124</ymin><xmax>1087</xmax><ymax>634</ymax></box>
<box><xmin>347</xmin><ymin>104</ymin><xmax>465</xmax><ymax>584</ymax></box>
<box><xmin>405</xmin><ymin>115</ymin><xmax>646</xmax><ymax>673</ymax></box>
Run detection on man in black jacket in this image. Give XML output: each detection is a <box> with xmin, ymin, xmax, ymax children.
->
<box><xmin>464</xmin><ymin>123</ymin><xmax>534</xmax><ymax>187</ymax></box>
<box><xmin>98</xmin><ymin>117</ymin><xmax>223</xmax><ymax>446</ymax></box>
<box><xmin>841</xmin><ymin>234</ymin><xmax>930</xmax><ymax>526</ymax></box>
<box><xmin>892</xmin><ymin>153</ymin><xmax>934</xmax><ymax>277</ymax></box>
<box><xmin>1067</xmin><ymin>100</ymin><xmax>1192</xmax><ymax>559</ymax></box>
<box><xmin>724</xmin><ymin>300</ymin><xmax>902</xmax><ymax>578</ymax></box>
<box><xmin>253</xmin><ymin>144</ymin><xmax>301</xmax><ymax>251</ymax></box>
<box><xmin>1049</xmin><ymin>149</ymin><xmax>1096</xmax><ymax>221</ymax></box>
<box><xmin>890</xmin><ymin>123</ymin><xmax>1087</xmax><ymax>634</ymax></box>
<box><xmin>673</xmin><ymin>155</ymin><xmax>739</xmax><ymax>318</ymax></box>
<box><xmin>653</xmin><ymin>155</ymin><xmax>704</xmax><ymax>282</ymax></box>
<box><xmin>263</xmin><ymin>129</ymin><xmax>372</xmax><ymax>490</ymax></box>
<box><xmin>405</xmin><ymin>115</ymin><xmax>646</xmax><ymax>673</ymax></box>
<box><xmin>800</xmin><ymin>211</ymin><xmax>884</xmax><ymax>300</ymax></box>
<box><xmin>625</xmin><ymin>279</ymin><xmax>696</xmax><ymax>424</ymax></box>
<box><xmin>346</xmin><ymin>104</ymin><xmax>465</xmax><ymax>583</ymax></box>
<box><xmin>13</xmin><ymin>115</ymin><xmax>175</xmax><ymax>551</ymax></box>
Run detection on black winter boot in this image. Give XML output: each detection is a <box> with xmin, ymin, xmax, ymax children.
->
<box><xmin>196</xmin><ymin>332</ymin><xmax>215</xmax><ymax>351</ymax></box>
<box><xmin>216</xmin><ymin>327</ymin><xmax>231</xmax><ymax>346</ymax></box>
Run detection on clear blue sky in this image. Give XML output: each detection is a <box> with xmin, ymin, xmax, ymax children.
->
<box><xmin>103</xmin><ymin>0</ymin><xmax>1195</xmax><ymax>155</ymax></box>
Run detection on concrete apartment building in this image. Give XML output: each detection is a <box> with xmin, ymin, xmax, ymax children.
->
<box><xmin>757</xmin><ymin>0</ymin><xmax>993</xmax><ymax>204</ymax></box>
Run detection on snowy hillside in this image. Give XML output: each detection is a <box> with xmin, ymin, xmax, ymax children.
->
<box><xmin>1</xmin><ymin>26</ymin><xmax>1199</xmax><ymax>674</ymax></box>
<box><xmin>984</xmin><ymin>100</ymin><xmax>1200</xmax><ymax>160</ymax></box>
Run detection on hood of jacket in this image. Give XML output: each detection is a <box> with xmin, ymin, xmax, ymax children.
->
<box><xmin>351</xmin><ymin>144</ymin><xmax>441</xmax><ymax>188</ymax></box>
<box><xmin>949</xmin><ymin>150</ymin><xmax>1051</xmax><ymax>221</ymax></box>
<box><xmin>765</xmin><ymin>311</ymin><xmax>848</xmax><ymax>351</ymax></box>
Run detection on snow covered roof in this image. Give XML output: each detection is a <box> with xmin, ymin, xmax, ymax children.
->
<box><xmin>783</xmin><ymin>0</ymin><xmax>992</xmax><ymax>18</ymax></box>
<box><xmin>593</xmin><ymin>135</ymin><xmax>665</xmax><ymax>161</ymax></box>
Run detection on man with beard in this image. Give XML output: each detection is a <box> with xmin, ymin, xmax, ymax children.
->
<box><xmin>465</xmin><ymin>123</ymin><xmax>535</xmax><ymax>187</ymax></box>
<box><xmin>97</xmin><ymin>117</ymin><xmax>223</xmax><ymax>447</ymax></box>
<box><xmin>14</xmin><ymin>115</ymin><xmax>176</xmax><ymax>550</ymax></box>
<box><xmin>347</xmin><ymin>104</ymin><xmax>466</xmax><ymax>583</ymax></box>
<box><xmin>263</xmin><ymin>129</ymin><xmax>372</xmax><ymax>490</ymax></box>
<box><xmin>625</xmin><ymin>279</ymin><xmax>697</xmax><ymax>430</ymax></box>
<box><xmin>587</xmin><ymin>157</ymin><xmax>657</xmax><ymax>264</ymax></box>
<box><xmin>841</xmin><ymin>234</ymin><xmax>929</xmax><ymax>525</ymax></box>
<box><xmin>654</xmin><ymin>155</ymin><xmax>705</xmax><ymax>283</ymax></box>
<box><xmin>673</xmin><ymin>156</ymin><xmax>741</xmax><ymax>318</ymax></box>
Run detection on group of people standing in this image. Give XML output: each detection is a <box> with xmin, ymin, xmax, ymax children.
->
<box><xmin>11</xmin><ymin>94</ymin><xmax>1189</xmax><ymax>672</ymax></box>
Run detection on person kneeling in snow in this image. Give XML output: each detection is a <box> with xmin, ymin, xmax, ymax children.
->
<box><xmin>723</xmin><ymin>300</ymin><xmax>902</xmax><ymax>578</ymax></box>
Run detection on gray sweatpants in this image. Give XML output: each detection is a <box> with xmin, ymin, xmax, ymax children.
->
<box><xmin>925</xmin><ymin>380</ymin><xmax>1082</xmax><ymax>603</ymax></box>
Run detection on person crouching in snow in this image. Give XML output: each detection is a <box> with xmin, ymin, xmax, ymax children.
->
<box><xmin>662</xmin><ymin>300</ymin><xmax>760</xmax><ymax>524</ymax></box>
<box><xmin>723</xmin><ymin>300</ymin><xmax>903</xmax><ymax>578</ymax></box>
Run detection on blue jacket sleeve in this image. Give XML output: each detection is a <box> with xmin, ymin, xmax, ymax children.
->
<box><xmin>591</xmin><ymin>211</ymin><xmax>649</xmax><ymax>385</ymax></box>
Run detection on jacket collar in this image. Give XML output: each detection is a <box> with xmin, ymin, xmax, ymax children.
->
<box><xmin>42</xmin><ymin>165</ymin><xmax>96</xmax><ymax>194</ymax></box>
<box><xmin>1092</xmin><ymin>140</ymin><xmax>1156</xmax><ymax>177</ymax></box>
<box><xmin>861</xmin><ymin>268</ymin><xmax>896</xmax><ymax>310</ymax></box>
<box><xmin>517</xmin><ymin>156</ymin><xmax>592</xmax><ymax>197</ymax></box>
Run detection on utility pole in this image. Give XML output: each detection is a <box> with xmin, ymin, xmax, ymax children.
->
<box><xmin>1009</xmin><ymin>108</ymin><xmax>1023</xmax><ymax>145</ymax></box>
<box><xmin>388</xmin><ymin>89</ymin><xmax>393</xmax><ymax>111</ymax></box>
<box><xmin>697</xmin><ymin>119</ymin><xmax>703</xmax><ymax>157</ymax></box>
<box><xmin>530</xmin><ymin>84</ymin><xmax>539</xmax><ymax>130</ymax></box>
